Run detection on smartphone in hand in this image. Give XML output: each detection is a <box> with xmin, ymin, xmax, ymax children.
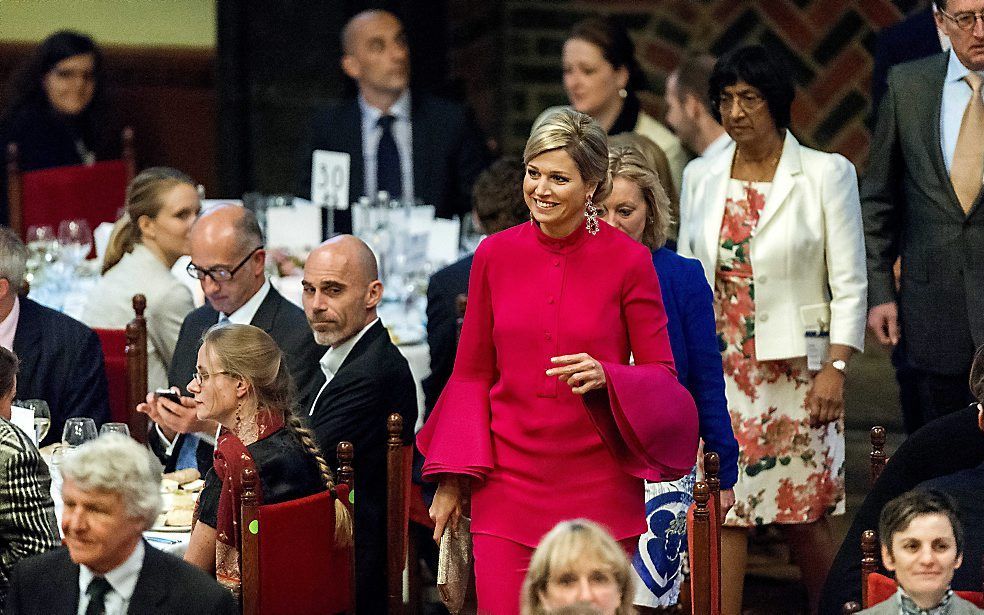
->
<box><xmin>154</xmin><ymin>389</ymin><xmax>182</xmax><ymax>405</ymax></box>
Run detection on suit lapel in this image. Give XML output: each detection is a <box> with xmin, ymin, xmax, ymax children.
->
<box><xmin>755</xmin><ymin>131</ymin><xmax>801</xmax><ymax>233</ymax></box>
<box><xmin>57</xmin><ymin>555</ymin><xmax>82</xmax><ymax>613</ymax></box>
<box><xmin>923</xmin><ymin>52</ymin><xmax>964</xmax><ymax>216</ymax></box>
<box><xmin>340</xmin><ymin>100</ymin><xmax>365</xmax><ymax>199</ymax></box>
<box><xmin>127</xmin><ymin>543</ymin><xmax>165</xmax><ymax>613</ymax></box>
<box><xmin>249</xmin><ymin>285</ymin><xmax>283</xmax><ymax>333</ymax></box>
<box><xmin>12</xmin><ymin>298</ymin><xmax>44</xmax><ymax>396</ymax></box>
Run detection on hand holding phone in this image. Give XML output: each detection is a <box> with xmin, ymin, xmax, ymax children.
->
<box><xmin>154</xmin><ymin>388</ymin><xmax>181</xmax><ymax>405</ymax></box>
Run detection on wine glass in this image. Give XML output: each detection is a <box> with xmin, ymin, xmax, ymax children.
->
<box><xmin>61</xmin><ymin>417</ymin><xmax>97</xmax><ymax>449</ymax></box>
<box><xmin>14</xmin><ymin>399</ymin><xmax>51</xmax><ymax>443</ymax></box>
<box><xmin>57</xmin><ymin>219</ymin><xmax>93</xmax><ymax>269</ymax></box>
<box><xmin>99</xmin><ymin>422</ymin><xmax>130</xmax><ymax>437</ymax></box>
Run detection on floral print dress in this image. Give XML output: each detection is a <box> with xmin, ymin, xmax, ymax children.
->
<box><xmin>715</xmin><ymin>179</ymin><xmax>844</xmax><ymax>527</ymax></box>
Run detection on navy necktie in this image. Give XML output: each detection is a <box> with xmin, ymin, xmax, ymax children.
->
<box><xmin>85</xmin><ymin>576</ymin><xmax>112</xmax><ymax>615</ymax></box>
<box><xmin>376</xmin><ymin>114</ymin><xmax>402</xmax><ymax>199</ymax></box>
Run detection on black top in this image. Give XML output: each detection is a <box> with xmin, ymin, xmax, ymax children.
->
<box><xmin>197</xmin><ymin>427</ymin><xmax>325</xmax><ymax>528</ymax></box>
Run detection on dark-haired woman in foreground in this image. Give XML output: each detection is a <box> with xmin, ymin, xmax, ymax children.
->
<box><xmin>677</xmin><ymin>45</ymin><xmax>866</xmax><ymax>614</ymax></box>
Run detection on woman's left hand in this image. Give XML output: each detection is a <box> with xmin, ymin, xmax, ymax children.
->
<box><xmin>546</xmin><ymin>353</ymin><xmax>607</xmax><ymax>395</ymax></box>
<box><xmin>805</xmin><ymin>365</ymin><xmax>845</xmax><ymax>427</ymax></box>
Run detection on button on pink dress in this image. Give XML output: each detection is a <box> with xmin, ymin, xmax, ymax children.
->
<box><xmin>417</xmin><ymin>220</ymin><xmax>699</xmax><ymax>546</ymax></box>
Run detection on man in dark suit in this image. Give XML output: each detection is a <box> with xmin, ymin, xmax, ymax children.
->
<box><xmin>423</xmin><ymin>157</ymin><xmax>527</xmax><ymax>413</ymax></box>
<box><xmin>302</xmin><ymin>235</ymin><xmax>417</xmax><ymax>614</ymax></box>
<box><xmin>141</xmin><ymin>206</ymin><xmax>323</xmax><ymax>474</ymax></box>
<box><xmin>0</xmin><ymin>227</ymin><xmax>110</xmax><ymax>445</ymax></box>
<box><xmin>4</xmin><ymin>435</ymin><xmax>236</xmax><ymax>614</ymax></box>
<box><xmin>296</xmin><ymin>9</ymin><xmax>487</xmax><ymax>234</ymax></box>
<box><xmin>863</xmin><ymin>0</ymin><xmax>984</xmax><ymax>433</ymax></box>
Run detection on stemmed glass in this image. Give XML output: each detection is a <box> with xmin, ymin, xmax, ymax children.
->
<box><xmin>99</xmin><ymin>422</ymin><xmax>130</xmax><ymax>437</ymax></box>
<box><xmin>17</xmin><ymin>399</ymin><xmax>51</xmax><ymax>443</ymax></box>
<box><xmin>61</xmin><ymin>417</ymin><xmax>97</xmax><ymax>449</ymax></box>
<box><xmin>57</xmin><ymin>219</ymin><xmax>93</xmax><ymax>270</ymax></box>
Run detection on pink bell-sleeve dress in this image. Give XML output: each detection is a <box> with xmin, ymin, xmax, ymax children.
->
<box><xmin>418</xmin><ymin>219</ymin><xmax>699</xmax><ymax>548</ymax></box>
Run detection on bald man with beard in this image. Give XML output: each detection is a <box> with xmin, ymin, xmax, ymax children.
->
<box><xmin>302</xmin><ymin>235</ymin><xmax>416</xmax><ymax>613</ymax></box>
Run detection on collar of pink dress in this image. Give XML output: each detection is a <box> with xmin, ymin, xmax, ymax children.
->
<box><xmin>529</xmin><ymin>218</ymin><xmax>591</xmax><ymax>254</ymax></box>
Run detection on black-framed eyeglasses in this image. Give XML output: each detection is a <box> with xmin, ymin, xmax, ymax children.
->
<box><xmin>192</xmin><ymin>369</ymin><xmax>232</xmax><ymax>385</ymax></box>
<box><xmin>186</xmin><ymin>246</ymin><xmax>263</xmax><ymax>282</ymax></box>
<box><xmin>939</xmin><ymin>8</ymin><xmax>984</xmax><ymax>31</ymax></box>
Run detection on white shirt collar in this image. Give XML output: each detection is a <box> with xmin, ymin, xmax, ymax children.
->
<box><xmin>0</xmin><ymin>295</ymin><xmax>19</xmax><ymax>351</ymax></box>
<box><xmin>702</xmin><ymin>132</ymin><xmax>733</xmax><ymax>159</ymax></box>
<box><xmin>78</xmin><ymin>540</ymin><xmax>144</xmax><ymax>612</ymax></box>
<box><xmin>945</xmin><ymin>48</ymin><xmax>983</xmax><ymax>84</ymax></box>
<box><xmin>319</xmin><ymin>317</ymin><xmax>379</xmax><ymax>380</ymax></box>
<box><xmin>223</xmin><ymin>278</ymin><xmax>271</xmax><ymax>325</ymax></box>
<box><xmin>358</xmin><ymin>89</ymin><xmax>411</xmax><ymax>124</ymax></box>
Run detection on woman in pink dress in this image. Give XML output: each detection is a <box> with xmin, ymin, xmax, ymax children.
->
<box><xmin>417</xmin><ymin>108</ymin><xmax>699</xmax><ymax>615</ymax></box>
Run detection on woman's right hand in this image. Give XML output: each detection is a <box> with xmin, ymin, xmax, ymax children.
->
<box><xmin>430</xmin><ymin>475</ymin><xmax>466</xmax><ymax>543</ymax></box>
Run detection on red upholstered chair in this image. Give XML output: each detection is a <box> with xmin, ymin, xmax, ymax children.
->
<box><xmin>240</xmin><ymin>441</ymin><xmax>356</xmax><ymax>615</ymax></box>
<box><xmin>6</xmin><ymin>127</ymin><xmax>136</xmax><ymax>239</ymax></box>
<box><xmin>91</xmin><ymin>294</ymin><xmax>148</xmax><ymax>442</ymax></box>
<box><xmin>387</xmin><ymin>413</ymin><xmax>437</xmax><ymax>615</ymax></box>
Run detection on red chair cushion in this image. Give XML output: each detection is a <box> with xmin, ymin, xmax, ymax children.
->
<box><xmin>867</xmin><ymin>573</ymin><xmax>984</xmax><ymax>608</ymax></box>
<box><xmin>256</xmin><ymin>490</ymin><xmax>354</xmax><ymax>614</ymax></box>
<box><xmin>93</xmin><ymin>328</ymin><xmax>127</xmax><ymax>424</ymax></box>
<box><xmin>20</xmin><ymin>160</ymin><xmax>128</xmax><ymax>250</ymax></box>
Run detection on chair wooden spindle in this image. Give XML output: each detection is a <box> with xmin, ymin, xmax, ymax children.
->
<box><xmin>870</xmin><ymin>426</ymin><xmax>887</xmax><ymax>487</ymax></box>
<box><xmin>703</xmin><ymin>451</ymin><xmax>722</xmax><ymax>614</ymax></box>
<box><xmin>121</xmin><ymin>127</ymin><xmax>136</xmax><ymax>180</ymax></box>
<box><xmin>240</xmin><ymin>466</ymin><xmax>260</xmax><ymax>615</ymax></box>
<box><xmin>454</xmin><ymin>294</ymin><xmax>468</xmax><ymax>345</ymax></box>
<box><xmin>125</xmin><ymin>294</ymin><xmax>148</xmax><ymax>442</ymax></box>
<box><xmin>860</xmin><ymin>529</ymin><xmax>878</xmax><ymax>608</ymax></box>
<box><xmin>690</xmin><ymin>481</ymin><xmax>711</xmax><ymax>615</ymax></box>
<box><xmin>6</xmin><ymin>143</ymin><xmax>22</xmax><ymax>236</ymax></box>
<box><xmin>387</xmin><ymin>413</ymin><xmax>407</xmax><ymax>615</ymax></box>
<box><xmin>337</xmin><ymin>441</ymin><xmax>354</xmax><ymax>494</ymax></box>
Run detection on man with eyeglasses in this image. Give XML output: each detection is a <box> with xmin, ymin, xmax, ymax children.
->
<box><xmin>139</xmin><ymin>205</ymin><xmax>322</xmax><ymax>474</ymax></box>
<box><xmin>863</xmin><ymin>0</ymin><xmax>984</xmax><ymax>436</ymax></box>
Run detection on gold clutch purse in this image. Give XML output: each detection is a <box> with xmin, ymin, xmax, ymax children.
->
<box><xmin>437</xmin><ymin>515</ymin><xmax>473</xmax><ymax>614</ymax></box>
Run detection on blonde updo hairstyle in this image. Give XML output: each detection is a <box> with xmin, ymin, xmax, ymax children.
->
<box><xmin>102</xmin><ymin>166</ymin><xmax>196</xmax><ymax>274</ymax></box>
<box><xmin>521</xmin><ymin>519</ymin><xmax>635</xmax><ymax>615</ymax></box>
<box><xmin>606</xmin><ymin>140</ymin><xmax>673</xmax><ymax>250</ymax></box>
<box><xmin>201</xmin><ymin>323</ymin><xmax>352</xmax><ymax>546</ymax></box>
<box><xmin>525</xmin><ymin>108</ymin><xmax>613</xmax><ymax>205</ymax></box>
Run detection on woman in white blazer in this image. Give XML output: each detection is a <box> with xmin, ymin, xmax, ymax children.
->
<box><xmin>82</xmin><ymin>167</ymin><xmax>200</xmax><ymax>392</ymax></box>
<box><xmin>676</xmin><ymin>46</ymin><xmax>866</xmax><ymax>615</ymax></box>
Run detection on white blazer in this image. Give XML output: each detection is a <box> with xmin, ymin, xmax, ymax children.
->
<box><xmin>677</xmin><ymin>131</ymin><xmax>867</xmax><ymax>361</ymax></box>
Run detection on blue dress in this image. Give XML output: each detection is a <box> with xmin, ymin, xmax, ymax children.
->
<box><xmin>633</xmin><ymin>247</ymin><xmax>739</xmax><ymax>607</ymax></box>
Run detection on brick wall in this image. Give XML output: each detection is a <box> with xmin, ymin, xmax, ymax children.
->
<box><xmin>478</xmin><ymin>0</ymin><xmax>931</xmax><ymax>166</ymax></box>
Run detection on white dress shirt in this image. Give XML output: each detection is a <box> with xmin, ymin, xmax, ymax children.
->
<box><xmin>0</xmin><ymin>295</ymin><xmax>19</xmax><ymax>351</ymax></box>
<box><xmin>940</xmin><ymin>50</ymin><xmax>984</xmax><ymax>175</ymax></box>
<box><xmin>77</xmin><ymin>540</ymin><xmax>144</xmax><ymax>615</ymax></box>
<box><xmin>359</xmin><ymin>91</ymin><xmax>415</xmax><ymax>202</ymax></box>
<box><xmin>309</xmin><ymin>318</ymin><xmax>379</xmax><ymax>416</ymax></box>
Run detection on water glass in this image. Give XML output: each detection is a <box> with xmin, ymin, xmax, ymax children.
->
<box><xmin>58</xmin><ymin>219</ymin><xmax>93</xmax><ymax>268</ymax></box>
<box><xmin>62</xmin><ymin>417</ymin><xmax>97</xmax><ymax>448</ymax></box>
<box><xmin>99</xmin><ymin>422</ymin><xmax>130</xmax><ymax>437</ymax></box>
<box><xmin>14</xmin><ymin>399</ymin><xmax>51</xmax><ymax>443</ymax></box>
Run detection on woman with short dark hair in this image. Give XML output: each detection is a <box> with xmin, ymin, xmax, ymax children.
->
<box><xmin>677</xmin><ymin>45</ymin><xmax>867</xmax><ymax>614</ymax></box>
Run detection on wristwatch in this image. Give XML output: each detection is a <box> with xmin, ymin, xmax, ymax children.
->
<box><xmin>825</xmin><ymin>359</ymin><xmax>848</xmax><ymax>375</ymax></box>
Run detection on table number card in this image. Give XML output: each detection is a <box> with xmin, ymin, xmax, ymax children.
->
<box><xmin>311</xmin><ymin>150</ymin><xmax>351</xmax><ymax>210</ymax></box>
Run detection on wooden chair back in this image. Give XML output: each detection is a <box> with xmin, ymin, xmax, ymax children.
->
<box><xmin>686</xmin><ymin>451</ymin><xmax>722</xmax><ymax>615</ymax></box>
<box><xmin>869</xmin><ymin>426</ymin><xmax>888</xmax><ymax>487</ymax></box>
<box><xmin>240</xmin><ymin>440</ymin><xmax>355</xmax><ymax>615</ymax></box>
<box><xmin>454</xmin><ymin>294</ymin><xmax>467</xmax><ymax>345</ymax></box>
<box><xmin>91</xmin><ymin>294</ymin><xmax>148</xmax><ymax>442</ymax></box>
<box><xmin>6</xmin><ymin>127</ymin><xmax>136</xmax><ymax>238</ymax></box>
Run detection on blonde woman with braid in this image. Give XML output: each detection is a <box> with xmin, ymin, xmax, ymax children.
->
<box><xmin>82</xmin><ymin>167</ymin><xmax>200</xmax><ymax>390</ymax></box>
<box><xmin>183</xmin><ymin>323</ymin><xmax>351</xmax><ymax>599</ymax></box>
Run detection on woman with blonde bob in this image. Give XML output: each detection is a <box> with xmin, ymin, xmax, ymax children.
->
<box><xmin>418</xmin><ymin>108</ymin><xmax>698</xmax><ymax>614</ymax></box>
<box><xmin>522</xmin><ymin>519</ymin><xmax>635</xmax><ymax>615</ymax></box>
<box><xmin>82</xmin><ymin>166</ymin><xmax>200</xmax><ymax>390</ymax></box>
<box><xmin>183</xmin><ymin>323</ymin><xmax>351</xmax><ymax>599</ymax></box>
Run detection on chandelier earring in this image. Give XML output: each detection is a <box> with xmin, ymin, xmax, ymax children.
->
<box><xmin>585</xmin><ymin>194</ymin><xmax>599</xmax><ymax>236</ymax></box>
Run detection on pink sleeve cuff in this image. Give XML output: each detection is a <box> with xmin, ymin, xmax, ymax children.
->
<box><xmin>416</xmin><ymin>378</ymin><xmax>494</xmax><ymax>482</ymax></box>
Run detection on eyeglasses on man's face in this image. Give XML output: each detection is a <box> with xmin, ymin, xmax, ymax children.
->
<box><xmin>939</xmin><ymin>8</ymin><xmax>984</xmax><ymax>31</ymax></box>
<box><xmin>186</xmin><ymin>246</ymin><xmax>263</xmax><ymax>282</ymax></box>
<box><xmin>192</xmin><ymin>369</ymin><xmax>232</xmax><ymax>386</ymax></box>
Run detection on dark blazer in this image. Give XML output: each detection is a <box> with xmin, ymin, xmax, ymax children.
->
<box><xmin>818</xmin><ymin>404</ymin><xmax>984</xmax><ymax>614</ymax></box>
<box><xmin>13</xmin><ymin>297</ymin><xmax>110</xmax><ymax>447</ymax></box>
<box><xmin>296</xmin><ymin>92</ymin><xmax>488</xmax><ymax>233</ymax></box>
<box><xmin>307</xmin><ymin>319</ymin><xmax>417</xmax><ymax>615</ymax></box>
<box><xmin>149</xmin><ymin>285</ymin><xmax>323</xmax><ymax>474</ymax></box>
<box><xmin>422</xmin><ymin>254</ymin><xmax>472</xmax><ymax>415</ymax></box>
<box><xmin>3</xmin><ymin>542</ymin><xmax>237</xmax><ymax>614</ymax></box>
<box><xmin>871</xmin><ymin>7</ymin><xmax>942</xmax><ymax>113</ymax></box>
<box><xmin>861</xmin><ymin>52</ymin><xmax>984</xmax><ymax>375</ymax></box>
<box><xmin>652</xmin><ymin>248</ymin><xmax>739</xmax><ymax>489</ymax></box>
